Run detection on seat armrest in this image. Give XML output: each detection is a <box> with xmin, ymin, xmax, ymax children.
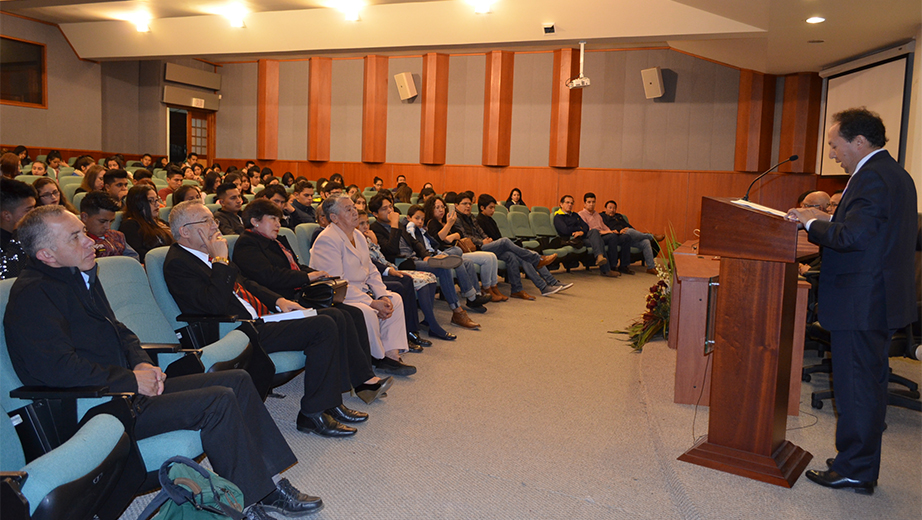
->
<box><xmin>141</xmin><ymin>343</ymin><xmax>181</xmax><ymax>355</ymax></box>
<box><xmin>176</xmin><ymin>314</ymin><xmax>242</xmax><ymax>323</ymax></box>
<box><xmin>10</xmin><ymin>386</ymin><xmax>110</xmax><ymax>400</ymax></box>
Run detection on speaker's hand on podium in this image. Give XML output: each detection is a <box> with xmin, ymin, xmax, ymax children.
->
<box><xmin>786</xmin><ymin>207</ymin><xmax>830</xmax><ymax>230</ymax></box>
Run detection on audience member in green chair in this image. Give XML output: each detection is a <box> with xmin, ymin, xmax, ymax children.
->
<box><xmin>0</xmin><ymin>177</ymin><xmax>36</xmax><ymax>280</ymax></box>
<box><xmin>30</xmin><ymin>160</ymin><xmax>47</xmax><ymax>176</ymax></box>
<box><xmin>120</xmin><ymin>185</ymin><xmax>173</xmax><ymax>263</ymax></box>
<box><xmin>6</xmin><ymin>205</ymin><xmax>321</xmax><ymax>517</ymax></box>
<box><xmin>76</xmin><ymin>164</ymin><xmax>106</xmax><ymax>195</ymax></box>
<box><xmin>103</xmin><ymin>169</ymin><xmax>131</xmax><ymax>209</ymax></box>
<box><xmin>80</xmin><ymin>191</ymin><xmax>139</xmax><ymax>261</ymax></box>
<box><xmin>33</xmin><ymin>177</ymin><xmax>78</xmax><ymax>214</ymax></box>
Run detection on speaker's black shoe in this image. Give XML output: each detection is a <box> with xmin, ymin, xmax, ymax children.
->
<box><xmin>805</xmin><ymin>469</ymin><xmax>875</xmax><ymax>495</ymax></box>
<box><xmin>296</xmin><ymin>412</ymin><xmax>356</xmax><ymax>437</ymax></box>
<box><xmin>406</xmin><ymin>342</ymin><xmax>423</xmax><ymax>353</ymax></box>
<box><xmin>260</xmin><ymin>478</ymin><xmax>324</xmax><ymax>516</ymax></box>
<box><xmin>408</xmin><ymin>331</ymin><xmax>432</xmax><ymax>347</ymax></box>
<box><xmin>326</xmin><ymin>404</ymin><xmax>368</xmax><ymax>423</ymax></box>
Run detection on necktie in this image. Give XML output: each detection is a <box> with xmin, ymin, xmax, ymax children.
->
<box><xmin>234</xmin><ymin>282</ymin><xmax>270</xmax><ymax>316</ymax></box>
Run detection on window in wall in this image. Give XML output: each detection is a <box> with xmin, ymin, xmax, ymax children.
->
<box><xmin>0</xmin><ymin>36</ymin><xmax>47</xmax><ymax>108</ymax></box>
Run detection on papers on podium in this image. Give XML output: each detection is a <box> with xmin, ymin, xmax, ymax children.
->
<box><xmin>731</xmin><ymin>198</ymin><xmax>787</xmax><ymax>217</ymax></box>
<box><xmin>261</xmin><ymin>308</ymin><xmax>318</xmax><ymax>323</ymax></box>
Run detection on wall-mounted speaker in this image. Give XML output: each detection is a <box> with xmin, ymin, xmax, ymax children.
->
<box><xmin>394</xmin><ymin>72</ymin><xmax>418</xmax><ymax>100</ymax></box>
<box><xmin>641</xmin><ymin>67</ymin><xmax>665</xmax><ymax>99</ymax></box>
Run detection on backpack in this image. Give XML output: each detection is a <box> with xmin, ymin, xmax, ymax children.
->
<box><xmin>137</xmin><ymin>456</ymin><xmax>246</xmax><ymax>520</ymax></box>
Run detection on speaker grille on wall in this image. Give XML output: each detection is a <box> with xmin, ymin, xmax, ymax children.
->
<box><xmin>641</xmin><ymin>67</ymin><xmax>665</xmax><ymax>99</ymax></box>
<box><xmin>394</xmin><ymin>72</ymin><xmax>418</xmax><ymax>100</ymax></box>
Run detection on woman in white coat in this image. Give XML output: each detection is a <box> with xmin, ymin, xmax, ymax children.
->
<box><xmin>309</xmin><ymin>195</ymin><xmax>416</xmax><ymax>376</ymax></box>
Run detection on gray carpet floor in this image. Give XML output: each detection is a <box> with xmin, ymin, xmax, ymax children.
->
<box><xmin>121</xmin><ymin>266</ymin><xmax>922</xmax><ymax>520</ymax></box>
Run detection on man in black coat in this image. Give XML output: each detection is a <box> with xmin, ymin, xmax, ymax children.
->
<box><xmin>163</xmin><ymin>201</ymin><xmax>375</xmax><ymax>438</ymax></box>
<box><xmin>4</xmin><ymin>206</ymin><xmax>321</xmax><ymax>517</ymax></box>
<box><xmin>787</xmin><ymin>108</ymin><xmax>917</xmax><ymax>495</ymax></box>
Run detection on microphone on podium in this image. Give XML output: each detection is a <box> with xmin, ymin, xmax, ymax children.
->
<box><xmin>741</xmin><ymin>155</ymin><xmax>799</xmax><ymax>201</ymax></box>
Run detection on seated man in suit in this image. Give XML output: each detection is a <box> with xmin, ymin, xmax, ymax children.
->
<box><xmin>79</xmin><ymin>190</ymin><xmax>140</xmax><ymax>261</ymax></box>
<box><xmin>164</xmin><ymin>200</ymin><xmax>373</xmax><ymax>438</ymax></box>
<box><xmin>4</xmin><ymin>205</ymin><xmax>321</xmax><ymax>518</ymax></box>
<box><xmin>310</xmin><ymin>195</ymin><xmax>416</xmax><ymax>377</ymax></box>
<box><xmin>554</xmin><ymin>194</ymin><xmax>621</xmax><ymax>277</ymax></box>
<box><xmin>214</xmin><ymin>182</ymin><xmax>246</xmax><ymax>235</ymax></box>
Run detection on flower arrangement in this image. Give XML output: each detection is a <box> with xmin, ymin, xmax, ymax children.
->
<box><xmin>613</xmin><ymin>225</ymin><xmax>680</xmax><ymax>351</ymax></box>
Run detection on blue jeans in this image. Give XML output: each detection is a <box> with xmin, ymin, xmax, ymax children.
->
<box><xmin>622</xmin><ymin>228</ymin><xmax>655</xmax><ymax>269</ymax></box>
<box><xmin>483</xmin><ymin>238</ymin><xmax>557</xmax><ymax>292</ymax></box>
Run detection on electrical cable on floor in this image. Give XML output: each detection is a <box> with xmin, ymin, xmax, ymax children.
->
<box><xmin>787</xmin><ymin>407</ymin><xmax>819</xmax><ymax>430</ymax></box>
<box><xmin>691</xmin><ymin>352</ymin><xmax>712</xmax><ymax>444</ymax></box>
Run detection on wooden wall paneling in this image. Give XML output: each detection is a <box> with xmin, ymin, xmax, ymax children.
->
<box><xmin>734</xmin><ymin>70</ymin><xmax>776</xmax><ymax>173</ymax></box>
<box><xmin>755</xmin><ymin>173</ymin><xmax>817</xmax><ymax>211</ymax></box>
<box><xmin>257</xmin><ymin>59</ymin><xmax>280</xmax><ymax>161</ymax></box>
<box><xmin>555</xmin><ymin>168</ymin><xmax>620</xmax><ymax>210</ymax></box>
<box><xmin>549</xmin><ymin>48</ymin><xmax>583</xmax><ymax>168</ymax></box>
<box><xmin>309</xmin><ymin>57</ymin><xmax>332</xmax><ymax>162</ymax></box>
<box><xmin>815</xmin><ymin>175</ymin><xmax>848</xmax><ymax>195</ymax></box>
<box><xmin>420</xmin><ymin>53</ymin><xmax>450</xmax><ymax>165</ymax></box>
<box><xmin>615</xmin><ymin>170</ymin><xmax>689</xmax><ymax>240</ymax></box>
<box><xmin>686</xmin><ymin>171</ymin><xmax>755</xmax><ymax>232</ymax></box>
<box><xmin>778</xmin><ymin>72</ymin><xmax>823</xmax><ymax>173</ymax></box>
<box><xmin>495</xmin><ymin>166</ymin><xmax>559</xmax><ymax>209</ymax></box>
<box><xmin>482</xmin><ymin>51</ymin><xmax>515</xmax><ymax>167</ymax></box>
<box><xmin>362</xmin><ymin>55</ymin><xmax>389</xmax><ymax>163</ymax></box>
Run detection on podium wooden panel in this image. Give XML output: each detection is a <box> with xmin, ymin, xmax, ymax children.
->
<box><xmin>677</xmin><ymin>197</ymin><xmax>812</xmax><ymax>488</ymax></box>
<box><xmin>669</xmin><ymin>248</ymin><xmax>809</xmax><ymax>416</ymax></box>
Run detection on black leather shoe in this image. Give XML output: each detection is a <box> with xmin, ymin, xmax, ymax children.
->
<box><xmin>805</xmin><ymin>469</ymin><xmax>876</xmax><ymax>495</ymax></box>
<box><xmin>353</xmin><ymin>376</ymin><xmax>393</xmax><ymax>404</ymax></box>
<box><xmin>260</xmin><ymin>478</ymin><xmax>324</xmax><ymax>516</ymax></box>
<box><xmin>826</xmin><ymin>458</ymin><xmax>835</xmax><ymax>468</ymax></box>
<box><xmin>408</xmin><ymin>331</ymin><xmax>432</xmax><ymax>347</ymax></box>
<box><xmin>407</xmin><ymin>342</ymin><xmax>423</xmax><ymax>353</ymax></box>
<box><xmin>465</xmin><ymin>294</ymin><xmax>490</xmax><ymax>313</ymax></box>
<box><xmin>326</xmin><ymin>404</ymin><xmax>368</xmax><ymax>423</ymax></box>
<box><xmin>429</xmin><ymin>330</ymin><xmax>457</xmax><ymax>341</ymax></box>
<box><xmin>296</xmin><ymin>412</ymin><xmax>357</xmax><ymax>437</ymax></box>
<box><xmin>373</xmin><ymin>356</ymin><xmax>417</xmax><ymax>376</ymax></box>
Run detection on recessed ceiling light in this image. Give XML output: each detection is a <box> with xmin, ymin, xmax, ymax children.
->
<box><xmin>469</xmin><ymin>1</ymin><xmax>493</xmax><ymax>14</ymax></box>
<box><xmin>334</xmin><ymin>0</ymin><xmax>364</xmax><ymax>21</ymax></box>
<box><xmin>806</xmin><ymin>17</ymin><xmax>825</xmax><ymax>24</ymax></box>
<box><xmin>223</xmin><ymin>3</ymin><xmax>248</xmax><ymax>28</ymax></box>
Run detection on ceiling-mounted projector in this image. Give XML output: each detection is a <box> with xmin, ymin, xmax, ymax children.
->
<box><xmin>566</xmin><ymin>41</ymin><xmax>590</xmax><ymax>90</ymax></box>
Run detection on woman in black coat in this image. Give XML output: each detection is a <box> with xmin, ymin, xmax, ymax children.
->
<box><xmin>231</xmin><ymin>200</ymin><xmax>390</xmax><ymax>403</ymax></box>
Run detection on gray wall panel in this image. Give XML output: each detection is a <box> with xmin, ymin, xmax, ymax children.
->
<box><xmin>386</xmin><ymin>57</ymin><xmax>421</xmax><ymax>164</ymax></box>
<box><xmin>580</xmin><ymin>51</ymin><xmax>626</xmax><ymax>169</ymax></box>
<box><xmin>446</xmin><ymin>54</ymin><xmax>485</xmax><ymax>165</ymax></box>
<box><xmin>138</xmin><ymin>60</ymin><xmax>167</xmax><ymax>156</ymax></box>
<box><xmin>330</xmin><ymin>59</ymin><xmax>363</xmax><ymax>162</ymax></box>
<box><xmin>0</xmin><ymin>13</ymin><xmax>102</xmax><ymax>151</ymax></box>
<box><xmin>510</xmin><ymin>52</ymin><xmax>552</xmax><ymax>167</ymax></box>
<box><xmin>581</xmin><ymin>49</ymin><xmax>738</xmax><ymax>171</ymax></box>
<box><xmin>278</xmin><ymin>60</ymin><xmax>309</xmax><ymax>161</ymax></box>
<box><xmin>215</xmin><ymin>62</ymin><xmax>257</xmax><ymax>160</ymax></box>
<box><xmin>101</xmin><ymin>61</ymin><xmax>140</xmax><ymax>154</ymax></box>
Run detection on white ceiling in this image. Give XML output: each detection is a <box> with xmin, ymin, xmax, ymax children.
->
<box><xmin>1</xmin><ymin>0</ymin><xmax>919</xmax><ymax>74</ymax></box>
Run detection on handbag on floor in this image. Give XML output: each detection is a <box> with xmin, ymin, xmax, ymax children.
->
<box><xmin>137</xmin><ymin>456</ymin><xmax>245</xmax><ymax>520</ymax></box>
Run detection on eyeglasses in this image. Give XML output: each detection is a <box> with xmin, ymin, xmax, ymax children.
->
<box><xmin>39</xmin><ymin>189</ymin><xmax>60</xmax><ymax>199</ymax></box>
<box><xmin>828</xmin><ymin>202</ymin><xmax>839</xmax><ymax>208</ymax></box>
<box><xmin>182</xmin><ymin>217</ymin><xmax>220</xmax><ymax>228</ymax></box>
<box><xmin>147</xmin><ymin>197</ymin><xmax>161</xmax><ymax>205</ymax></box>
<box><xmin>802</xmin><ymin>204</ymin><xmax>825</xmax><ymax>209</ymax></box>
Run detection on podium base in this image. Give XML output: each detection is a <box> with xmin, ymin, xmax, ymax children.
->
<box><xmin>678</xmin><ymin>436</ymin><xmax>812</xmax><ymax>488</ymax></box>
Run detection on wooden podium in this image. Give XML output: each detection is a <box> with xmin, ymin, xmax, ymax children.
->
<box><xmin>677</xmin><ymin>197</ymin><xmax>812</xmax><ymax>487</ymax></box>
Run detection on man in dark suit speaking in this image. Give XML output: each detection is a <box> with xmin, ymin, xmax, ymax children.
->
<box><xmin>787</xmin><ymin>108</ymin><xmax>917</xmax><ymax>495</ymax></box>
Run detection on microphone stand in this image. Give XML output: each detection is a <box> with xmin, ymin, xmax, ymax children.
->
<box><xmin>741</xmin><ymin>155</ymin><xmax>798</xmax><ymax>201</ymax></box>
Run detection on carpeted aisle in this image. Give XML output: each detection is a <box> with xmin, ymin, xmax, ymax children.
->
<box><xmin>121</xmin><ymin>266</ymin><xmax>921</xmax><ymax>520</ymax></box>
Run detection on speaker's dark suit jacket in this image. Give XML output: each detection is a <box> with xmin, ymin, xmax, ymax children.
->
<box><xmin>807</xmin><ymin>149</ymin><xmax>917</xmax><ymax>481</ymax></box>
<box><xmin>809</xmin><ymin>150</ymin><xmax>916</xmax><ymax>332</ymax></box>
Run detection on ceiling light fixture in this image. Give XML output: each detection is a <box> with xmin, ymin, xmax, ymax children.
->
<box><xmin>806</xmin><ymin>17</ymin><xmax>825</xmax><ymax>24</ymax></box>
<box><xmin>223</xmin><ymin>3</ymin><xmax>248</xmax><ymax>28</ymax></box>
<box><xmin>336</xmin><ymin>0</ymin><xmax>364</xmax><ymax>22</ymax></box>
<box><xmin>469</xmin><ymin>1</ymin><xmax>494</xmax><ymax>14</ymax></box>
<box><xmin>130</xmin><ymin>12</ymin><xmax>151</xmax><ymax>32</ymax></box>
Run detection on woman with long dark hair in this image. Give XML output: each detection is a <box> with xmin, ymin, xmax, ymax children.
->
<box><xmin>504</xmin><ymin>187</ymin><xmax>527</xmax><ymax>210</ymax></box>
<box><xmin>119</xmin><ymin>185</ymin><xmax>173</xmax><ymax>262</ymax></box>
<box><xmin>33</xmin><ymin>177</ymin><xmax>78</xmax><ymax>214</ymax></box>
